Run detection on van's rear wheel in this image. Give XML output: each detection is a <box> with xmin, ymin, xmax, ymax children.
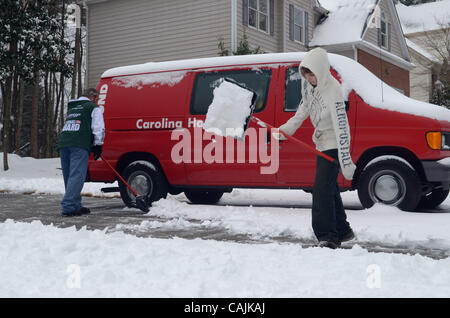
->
<box><xmin>119</xmin><ymin>162</ymin><xmax>168</xmax><ymax>208</ymax></box>
<box><xmin>357</xmin><ymin>159</ymin><xmax>421</xmax><ymax>211</ymax></box>
<box><xmin>418</xmin><ymin>189</ymin><xmax>449</xmax><ymax>210</ymax></box>
<box><xmin>184</xmin><ymin>189</ymin><xmax>224</xmax><ymax>204</ymax></box>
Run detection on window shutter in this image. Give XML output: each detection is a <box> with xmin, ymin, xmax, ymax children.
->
<box><xmin>387</xmin><ymin>23</ymin><xmax>391</xmax><ymax>51</ymax></box>
<box><xmin>305</xmin><ymin>11</ymin><xmax>309</xmax><ymax>46</ymax></box>
<box><xmin>289</xmin><ymin>4</ymin><xmax>294</xmax><ymax>41</ymax></box>
<box><xmin>243</xmin><ymin>0</ymin><xmax>248</xmax><ymax>26</ymax></box>
<box><xmin>270</xmin><ymin>0</ymin><xmax>274</xmax><ymax>36</ymax></box>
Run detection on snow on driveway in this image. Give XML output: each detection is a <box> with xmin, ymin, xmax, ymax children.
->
<box><xmin>0</xmin><ymin>154</ymin><xmax>449</xmax><ymax>297</ymax></box>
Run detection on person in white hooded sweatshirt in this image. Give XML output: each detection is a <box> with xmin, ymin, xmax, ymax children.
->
<box><xmin>277</xmin><ymin>48</ymin><xmax>357</xmax><ymax>249</ymax></box>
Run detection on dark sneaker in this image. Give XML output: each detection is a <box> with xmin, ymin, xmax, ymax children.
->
<box><xmin>318</xmin><ymin>241</ymin><xmax>340</xmax><ymax>249</ymax></box>
<box><xmin>78</xmin><ymin>207</ymin><xmax>91</xmax><ymax>215</ymax></box>
<box><xmin>61</xmin><ymin>210</ymin><xmax>84</xmax><ymax>217</ymax></box>
<box><xmin>340</xmin><ymin>229</ymin><xmax>356</xmax><ymax>242</ymax></box>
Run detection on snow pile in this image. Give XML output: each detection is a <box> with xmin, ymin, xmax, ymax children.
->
<box><xmin>0</xmin><ymin>154</ymin><xmax>117</xmax><ymax>197</ymax></box>
<box><xmin>203</xmin><ymin>79</ymin><xmax>254</xmax><ymax>139</ymax></box>
<box><xmin>111</xmin><ymin>71</ymin><xmax>187</xmax><ymax>90</ymax></box>
<box><xmin>311</xmin><ymin>0</ymin><xmax>377</xmax><ymax>45</ymax></box>
<box><xmin>1</xmin><ymin>219</ymin><xmax>450</xmax><ymax>297</ymax></box>
<box><xmin>396</xmin><ymin>1</ymin><xmax>450</xmax><ymax>34</ymax></box>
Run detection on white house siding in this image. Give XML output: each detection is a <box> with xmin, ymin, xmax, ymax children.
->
<box><xmin>87</xmin><ymin>0</ymin><xmax>231</xmax><ymax>88</ymax></box>
<box><xmin>409</xmin><ymin>50</ymin><xmax>433</xmax><ymax>102</ymax></box>
<box><xmin>363</xmin><ymin>0</ymin><xmax>403</xmax><ymax>58</ymax></box>
<box><xmin>406</xmin><ymin>31</ymin><xmax>446</xmax><ymax>103</ymax></box>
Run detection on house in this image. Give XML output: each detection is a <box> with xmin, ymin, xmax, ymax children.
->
<box><xmin>396</xmin><ymin>1</ymin><xmax>450</xmax><ymax>103</ymax></box>
<box><xmin>85</xmin><ymin>0</ymin><xmax>413</xmax><ymax>96</ymax></box>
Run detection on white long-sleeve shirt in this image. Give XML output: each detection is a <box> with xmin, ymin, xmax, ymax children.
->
<box><xmin>77</xmin><ymin>96</ymin><xmax>105</xmax><ymax>146</ymax></box>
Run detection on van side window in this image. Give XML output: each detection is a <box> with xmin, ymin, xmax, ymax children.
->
<box><xmin>285</xmin><ymin>66</ymin><xmax>302</xmax><ymax>112</ymax></box>
<box><xmin>190</xmin><ymin>69</ymin><xmax>272</xmax><ymax>115</ymax></box>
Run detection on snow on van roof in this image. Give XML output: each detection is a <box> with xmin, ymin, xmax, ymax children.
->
<box><xmin>102</xmin><ymin>52</ymin><xmax>450</xmax><ymax>123</ymax></box>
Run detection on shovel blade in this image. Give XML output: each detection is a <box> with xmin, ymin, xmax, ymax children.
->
<box><xmin>134</xmin><ymin>196</ymin><xmax>150</xmax><ymax>213</ymax></box>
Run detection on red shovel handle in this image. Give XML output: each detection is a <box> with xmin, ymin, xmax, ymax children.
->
<box><xmin>100</xmin><ymin>155</ymin><xmax>139</xmax><ymax>197</ymax></box>
<box><xmin>251</xmin><ymin>117</ymin><xmax>335</xmax><ymax>163</ymax></box>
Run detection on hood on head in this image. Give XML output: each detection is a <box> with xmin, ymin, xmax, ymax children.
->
<box><xmin>299</xmin><ymin>47</ymin><xmax>332</xmax><ymax>88</ymax></box>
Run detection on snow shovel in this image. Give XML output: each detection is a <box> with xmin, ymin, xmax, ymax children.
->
<box><xmin>100</xmin><ymin>155</ymin><xmax>150</xmax><ymax>212</ymax></box>
<box><xmin>203</xmin><ymin>78</ymin><xmax>334</xmax><ymax>163</ymax></box>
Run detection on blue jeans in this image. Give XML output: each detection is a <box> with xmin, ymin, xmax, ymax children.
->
<box><xmin>60</xmin><ymin>147</ymin><xmax>90</xmax><ymax>214</ymax></box>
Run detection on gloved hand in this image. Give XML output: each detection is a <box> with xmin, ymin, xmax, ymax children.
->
<box><xmin>92</xmin><ymin>145</ymin><xmax>102</xmax><ymax>160</ymax></box>
<box><xmin>272</xmin><ymin>131</ymin><xmax>288</xmax><ymax>141</ymax></box>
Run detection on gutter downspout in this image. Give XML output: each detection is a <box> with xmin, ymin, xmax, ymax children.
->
<box><xmin>282</xmin><ymin>0</ymin><xmax>286</xmax><ymax>52</ymax></box>
<box><xmin>231</xmin><ymin>0</ymin><xmax>237</xmax><ymax>52</ymax></box>
<box><xmin>352</xmin><ymin>44</ymin><xmax>358</xmax><ymax>62</ymax></box>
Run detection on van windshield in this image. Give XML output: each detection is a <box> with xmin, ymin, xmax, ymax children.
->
<box><xmin>190</xmin><ymin>69</ymin><xmax>272</xmax><ymax>115</ymax></box>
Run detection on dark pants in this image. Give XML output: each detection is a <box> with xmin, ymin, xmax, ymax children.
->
<box><xmin>312</xmin><ymin>149</ymin><xmax>351</xmax><ymax>244</ymax></box>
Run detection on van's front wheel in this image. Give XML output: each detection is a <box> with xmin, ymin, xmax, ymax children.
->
<box><xmin>357</xmin><ymin>159</ymin><xmax>421</xmax><ymax>211</ymax></box>
<box><xmin>184</xmin><ymin>189</ymin><xmax>224</xmax><ymax>204</ymax></box>
<box><xmin>119</xmin><ymin>162</ymin><xmax>168</xmax><ymax>208</ymax></box>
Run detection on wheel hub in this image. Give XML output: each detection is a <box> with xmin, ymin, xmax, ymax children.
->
<box><xmin>369</xmin><ymin>170</ymin><xmax>406</xmax><ymax>206</ymax></box>
<box><xmin>374</xmin><ymin>175</ymin><xmax>400</xmax><ymax>202</ymax></box>
<box><xmin>127</xmin><ymin>172</ymin><xmax>153</xmax><ymax>198</ymax></box>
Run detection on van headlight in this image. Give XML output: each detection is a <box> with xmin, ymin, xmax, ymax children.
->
<box><xmin>426</xmin><ymin>132</ymin><xmax>450</xmax><ymax>150</ymax></box>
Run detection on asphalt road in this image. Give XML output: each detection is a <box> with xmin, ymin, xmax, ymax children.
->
<box><xmin>1</xmin><ymin>192</ymin><xmax>449</xmax><ymax>260</ymax></box>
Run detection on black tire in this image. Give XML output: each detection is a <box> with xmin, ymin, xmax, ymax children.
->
<box><xmin>184</xmin><ymin>189</ymin><xmax>224</xmax><ymax>204</ymax></box>
<box><xmin>357</xmin><ymin>159</ymin><xmax>421</xmax><ymax>211</ymax></box>
<box><xmin>119</xmin><ymin>162</ymin><xmax>168</xmax><ymax>208</ymax></box>
<box><xmin>418</xmin><ymin>189</ymin><xmax>449</xmax><ymax>209</ymax></box>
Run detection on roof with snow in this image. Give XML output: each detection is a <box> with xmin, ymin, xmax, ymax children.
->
<box><xmin>311</xmin><ymin>0</ymin><xmax>378</xmax><ymax>46</ymax></box>
<box><xmin>396</xmin><ymin>1</ymin><xmax>450</xmax><ymax>34</ymax></box>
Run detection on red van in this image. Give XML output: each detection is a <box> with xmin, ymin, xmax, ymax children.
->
<box><xmin>88</xmin><ymin>52</ymin><xmax>450</xmax><ymax>211</ymax></box>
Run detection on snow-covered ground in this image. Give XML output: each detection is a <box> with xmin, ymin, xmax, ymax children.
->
<box><xmin>0</xmin><ymin>154</ymin><xmax>450</xmax><ymax>297</ymax></box>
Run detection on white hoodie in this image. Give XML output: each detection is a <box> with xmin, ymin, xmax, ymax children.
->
<box><xmin>279</xmin><ymin>48</ymin><xmax>356</xmax><ymax>180</ymax></box>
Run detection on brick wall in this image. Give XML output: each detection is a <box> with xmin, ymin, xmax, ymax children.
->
<box><xmin>357</xmin><ymin>49</ymin><xmax>410</xmax><ymax>97</ymax></box>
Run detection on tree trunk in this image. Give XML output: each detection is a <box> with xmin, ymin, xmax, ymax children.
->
<box><xmin>30</xmin><ymin>69</ymin><xmax>40</xmax><ymax>158</ymax></box>
<box><xmin>2</xmin><ymin>77</ymin><xmax>12</xmax><ymax>171</ymax></box>
<box><xmin>15</xmin><ymin>78</ymin><xmax>25</xmax><ymax>154</ymax></box>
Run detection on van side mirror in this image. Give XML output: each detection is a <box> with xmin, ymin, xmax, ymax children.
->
<box><xmin>345</xmin><ymin>101</ymin><xmax>350</xmax><ymax>112</ymax></box>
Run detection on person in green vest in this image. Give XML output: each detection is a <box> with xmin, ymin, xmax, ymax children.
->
<box><xmin>58</xmin><ymin>88</ymin><xmax>104</xmax><ymax>217</ymax></box>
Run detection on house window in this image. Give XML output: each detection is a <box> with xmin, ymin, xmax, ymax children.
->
<box><xmin>294</xmin><ymin>7</ymin><xmax>305</xmax><ymax>43</ymax></box>
<box><xmin>249</xmin><ymin>0</ymin><xmax>269</xmax><ymax>33</ymax></box>
<box><xmin>380</xmin><ymin>12</ymin><xmax>391</xmax><ymax>50</ymax></box>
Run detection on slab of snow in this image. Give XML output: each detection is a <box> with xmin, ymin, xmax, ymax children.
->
<box><xmin>203</xmin><ymin>79</ymin><xmax>254</xmax><ymax>139</ymax></box>
<box><xmin>397</xmin><ymin>1</ymin><xmax>450</xmax><ymax>34</ymax></box>
<box><xmin>312</xmin><ymin>0</ymin><xmax>377</xmax><ymax>46</ymax></box>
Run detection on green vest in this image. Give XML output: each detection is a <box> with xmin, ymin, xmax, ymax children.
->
<box><xmin>57</xmin><ymin>100</ymin><xmax>98</xmax><ymax>152</ymax></box>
